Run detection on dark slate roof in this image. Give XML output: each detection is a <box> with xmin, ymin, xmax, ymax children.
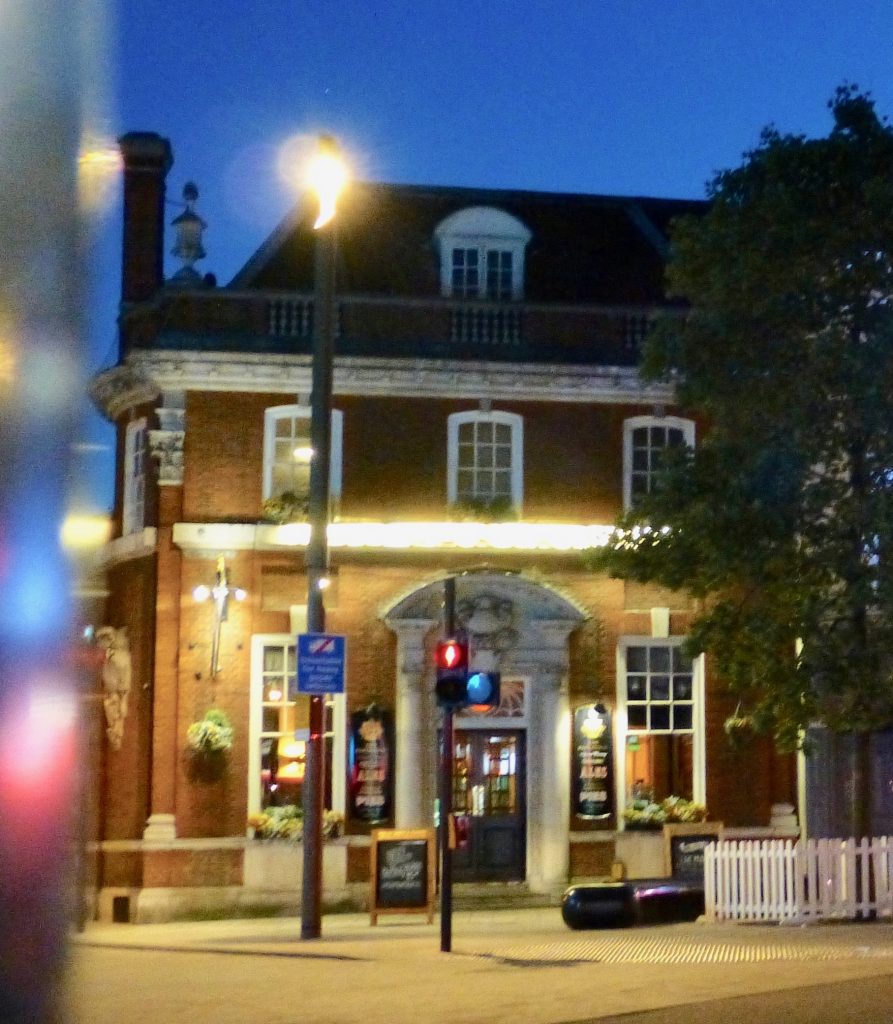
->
<box><xmin>230</xmin><ymin>182</ymin><xmax>706</xmax><ymax>305</ymax></box>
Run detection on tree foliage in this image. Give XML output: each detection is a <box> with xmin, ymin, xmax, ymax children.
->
<box><xmin>592</xmin><ymin>87</ymin><xmax>893</xmax><ymax>752</ymax></box>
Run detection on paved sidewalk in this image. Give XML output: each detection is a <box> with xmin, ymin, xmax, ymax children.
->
<box><xmin>67</xmin><ymin>910</ymin><xmax>893</xmax><ymax>1024</ymax></box>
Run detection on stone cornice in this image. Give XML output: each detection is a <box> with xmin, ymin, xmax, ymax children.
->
<box><xmin>89</xmin><ymin>349</ymin><xmax>674</xmax><ymax>419</ymax></box>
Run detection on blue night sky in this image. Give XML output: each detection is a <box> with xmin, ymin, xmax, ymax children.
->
<box><xmin>81</xmin><ymin>0</ymin><xmax>893</xmax><ymax>508</ymax></box>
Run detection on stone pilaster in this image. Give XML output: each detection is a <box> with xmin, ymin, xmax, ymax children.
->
<box><xmin>385</xmin><ymin>618</ymin><xmax>436</xmax><ymax>828</ymax></box>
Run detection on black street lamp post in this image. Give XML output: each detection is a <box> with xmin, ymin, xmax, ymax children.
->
<box><xmin>301</xmin><ymin>136</ymin><xmax>345</xmax><ymax>940</ymax></box>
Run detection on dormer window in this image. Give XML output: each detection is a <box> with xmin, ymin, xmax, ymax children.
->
<box><xmin>451</xmin><ymin>247</ymin><xmax>513</xmax><ymax>300</ymax></box>
<box><xmin>435</xmin><ymin>207</ymin><xmax>531</xmax><ymax>301</ymax></box>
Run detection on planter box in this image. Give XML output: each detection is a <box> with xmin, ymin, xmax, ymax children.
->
<box><xmin>614</xmin><ymin>830</ymin><xmax>666</xmax><ymax>879</ymax></box>
<box><xmin>243</xmin><ymin>840</ymin><xmax>349</xmax><ymax>897</ymax></box>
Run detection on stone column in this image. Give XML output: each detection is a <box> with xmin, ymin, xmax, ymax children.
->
<box><xmin>143</xmin><ymin>424</ymin><xmax>185</xmax><ymax>843</ymax></box>
<box><xmin>385</xmin><ymin>618</ymin><xmax>436</xmax><ymax>829</ymax></box>
<box><xmin>522</xmin><ymin>620</ymin><xmax>577</xmax><ymax>895</ymax></box>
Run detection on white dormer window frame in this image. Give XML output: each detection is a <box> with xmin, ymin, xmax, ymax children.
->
<box><xmin>122</xmin><ymin>417</ymin><xmax>147</xmax><ymax>536</ymax></box>
<box><xmin>623</xmin><ymin>415</ymin><xmax>695</xmax><ymax>511</ymax></box>
<box><xmin>263</xmin><ymin>405</ymin><xmax>343</xmax><ymax>502</ymax></box>
<box><xmin>447</xmin><ymin>410</ymin><xmax>523</xmax><ymax>511</ymax></box>
<box><xmin>434</xmin><ymin>207</ymin><xmax>532</xmax><ymax>301</ymax></box>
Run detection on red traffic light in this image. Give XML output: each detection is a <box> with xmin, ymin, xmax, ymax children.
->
<box><xmin>435</xmin><ymin>637</ymin><xmax>467</xmax><ymax>671</ymax></box>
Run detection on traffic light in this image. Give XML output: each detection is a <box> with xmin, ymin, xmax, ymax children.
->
<box><xmin>435</xmin><ymin>637</ymin><xmax>468</xmax><ymax>707</ymax></box>
<box><xmin>466</xmin><ymin>670</ymin><xmax>501</xmax><ymax>709</ymax></box>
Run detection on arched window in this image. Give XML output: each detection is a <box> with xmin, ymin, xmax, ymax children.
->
<box><xmin>623</xmin><ymin>416</ymin><xmax>695</xmax><ymax>510</ymax></box>
<box><xmin>263</xmin><ymin>405</ymin><xmax>343</xmax><ymax>510</ymax></box>
<box><xmin>447</xmin><ymin>410</ymin><xmax>523</xmax><ymax>513</ymax></box>
<box><xmin>434</xmin><ymin>207</ymin><xmax>532</xmax><ymax>300</ymax></box>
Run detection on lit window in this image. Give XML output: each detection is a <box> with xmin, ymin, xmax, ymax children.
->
<box><xmin>248</xmin><ymin>634</ymin><xmax>345</xmax><ymax>819</ymax></box>
<box><xmin>617</xmin><ymin>640</ymin><xmax>705</xmax><ymax>818</ymax></box>
<box><xmin>447</xmin><ymin>410</ymin><xmax>523</xmax><ymax>512</ymax></box>
<box><xmin>435</xmin><ymin>207</ymin><xmax>531</xmax><ymax>300</ymax></box>
<box><xmin>122</xmin><ymin>417</ymin><xmax>147</xmax><ymax>535</ymax></box>
<box><xmin>623</xmin><ymin>416</ymin><xmax>695</xmax><ymax>510</ymax></box>
<box><xmin>451</xmin><ymin>247</ymin><xmax>513</xmax><ymax>299</ymax></box>
<box><xmin>263</xmin><ymin>405</ymin><xmax>343</xmax><ymax>515</ymax></box>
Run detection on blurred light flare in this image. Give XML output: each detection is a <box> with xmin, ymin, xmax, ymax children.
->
<box><xmin>276</xmin><ymin>132</ymin><xmax>350</xmax><ymax>228</ymax></box>
<box><xmin>77</xmin><ymin>136</ymin><xmax>121</xmax><ymax>214</ymax></box>
<box><xmin>60</xmin><ymin>513</ymin><xmax>111</xmax><ymax>551</ymax></box>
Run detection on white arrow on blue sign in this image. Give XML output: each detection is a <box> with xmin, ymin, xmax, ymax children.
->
<box><xmin>297</xmin><ymin>633</ymin><xmax>346</xmax><ymax>694</ymax></box>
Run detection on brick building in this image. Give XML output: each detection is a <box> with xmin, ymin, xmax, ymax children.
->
<box><xmin>86</xmin><ymin>131</ymin><xmax>797</xmax><ymax>922</ymax></box>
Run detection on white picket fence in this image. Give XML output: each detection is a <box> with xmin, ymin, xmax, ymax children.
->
<box><xmin>704</xmin><ymin>836</ymin><xmax>893</xmax><ymax>923</ymax></box>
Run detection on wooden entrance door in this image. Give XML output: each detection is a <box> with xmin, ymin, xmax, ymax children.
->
<box><xmin>451</xmin><ymin>730</ymin><xmax>526</xmax><ymax>882</ymax></box>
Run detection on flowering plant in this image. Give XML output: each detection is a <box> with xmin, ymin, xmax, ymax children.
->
<box><xmin>623</xmin><ymin>795</ymin><xmax>707</xmax><ymax>828</ymax></box>
<box><xmin>248</xmin><ymin>805</ymin><xmax>344</xmax><ymax>841</ymax></box>
<box><xmin>186</xmin><ymin>709</ymin><xmax>234</xmax><ymax>755</ymax></box>
<box><xmin>261</xmin><ymin>491</ymin><xmax>307</xmax><ymax>524</ymax></box>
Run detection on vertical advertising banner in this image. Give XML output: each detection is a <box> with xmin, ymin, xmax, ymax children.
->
<box><xmin>348</xmin><ymin>705</ymin><xmax>394</xmax><ymax>824</ymax></box>
<box><xmin>573</xmin><ymin>704</ymin><xmax>613</xmax><ymax>820</ymax></box>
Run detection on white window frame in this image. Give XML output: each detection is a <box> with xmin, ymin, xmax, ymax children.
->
<box><xmin>614</xmin><ymin>638</ymin><xmax>706</xmax><ymax>823</ymax></box>
<box><xmin>434</xmin><ymin>206</ymin><xmax>531</xmax><ymax>300</ymax></box>
<box><xmin>262</xmin><ymin>405</ymin><xmax>343</xmax><ymax>501</ymax></box>
<box><xmin>447</xmin><ymin>410</ymin><xmax>523</xmax><ymax>510</ymax></box>
<box><xmin>622</xmin><ymin>415</ymin><xmax>695</xmax><ymax>511</ymax></box>
<box><xmin>248</xmin><ymin>632</ymin><xmax>346</xmax><ymax>823</ymax></box>
<box><xmin>122</xmin><ymin>417</ymin><xmax>147</xmax><ymax>536</ymax></box>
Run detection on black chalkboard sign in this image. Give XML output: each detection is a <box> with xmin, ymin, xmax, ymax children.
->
<box><xmin>572</xmin><ymin>704</ymin><xmax>613</xmax><ymax>820</ymax></box>
<box><xmin>370</xmin><ymin>828</ymin><xmax>435</xmax><ymax>924</ymax></box>
<box><xmin>663</xmin><ymin>823</ymin><xmax>723</xmax><ymax>882</ymax></box>
<box><xmin>348</xmin><ymin>705</ymin><xmax>394</xmax><ymax>825</ymax></box>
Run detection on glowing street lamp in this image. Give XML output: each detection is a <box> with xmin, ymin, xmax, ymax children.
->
<box><xmin>302</xmin><ymin>134</ymin><xmax>348</xmax><ymax>941</ymax></box>
<box><xmin>306</xmin><ymin>135</ymin><xmax>348</xmax><ymax>230</ymax></box>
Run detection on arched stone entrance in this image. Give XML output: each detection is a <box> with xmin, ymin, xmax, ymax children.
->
<box><xmin>383</xmin><ymin>571</ymin><xmax>586</xmax><ymax>895</ymax></box>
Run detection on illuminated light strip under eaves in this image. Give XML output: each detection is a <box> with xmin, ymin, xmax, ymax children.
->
<box><xmin>172</xmin><ymin>521</ymin><xmax>616</xmax><ymax>554</ymax></box>
<box><xmin>298</xmin><ymin>521</ymin><xmax>613</xmax><ymax>551</ymax></box>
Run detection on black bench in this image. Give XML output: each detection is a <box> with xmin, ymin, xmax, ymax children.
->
<box><xmin>561</xmin><ymin>878</ymin><xmax>705</xmax><ymax>929</ymax></box>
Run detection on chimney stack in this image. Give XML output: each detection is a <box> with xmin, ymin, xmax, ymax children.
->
<box><xmin>118</xmin><ymin>132</ymin><xmax>173</xmax><ymax>303</ymax></box>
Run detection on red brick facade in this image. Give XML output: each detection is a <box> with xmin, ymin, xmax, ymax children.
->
<box><xmin>85</xmin><ymin>135</ymin><xmax>796</xmax><ymax>921</ymax></box>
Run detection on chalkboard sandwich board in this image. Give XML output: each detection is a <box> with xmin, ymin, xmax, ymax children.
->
<box><xmin>370</xmin><ymin>828</ymin><xmax>436</xmax><ymax>925</ymax></box>
<box><xmin>663</xmin><ymin>822</ymin><xmax>724</xmax><ymax>883</ymax></box>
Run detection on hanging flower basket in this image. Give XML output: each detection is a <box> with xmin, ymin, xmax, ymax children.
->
<box><xmin>723</xmin><ymin>705</ymin><xmax>756</xmax><ymax>749</ymax></box>
<box><xmin>185</xmin><ymin>710</ymin><xmax>233</xmax><ymax>782</ymax></box>
<box><xmin>186</xmin><ymin>709</ymin><xmax>234</xmax><ymax>755</ymax></box>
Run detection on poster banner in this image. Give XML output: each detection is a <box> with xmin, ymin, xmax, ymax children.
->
<box><xmin>572</xmin><ymin>703</ymin><xmax>613</xmax><ymax>820</ymax></box>
<box><xmin>348</xmin><ymin>705</ymin><xmax>394</xmax><ymax>824</ymax></box>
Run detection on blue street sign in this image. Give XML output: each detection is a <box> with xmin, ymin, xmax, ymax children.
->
<box><xmin>297</xmin><ymin>633</ymin><xmax>346</xmax><ymax>694</ymax></box>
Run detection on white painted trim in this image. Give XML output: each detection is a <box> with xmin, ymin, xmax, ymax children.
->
<box><xmin>262</xmin><ymin>404</ymin><xmax>343</xmax><ymax>501</ymax></box>
<box><xmin>248</xmin><ymin>634</ymin><xmax>346</xmax><ymax>824</ymax></box>
<box><xmin>434</xmin><ymin>206</ymin><xmax>531</xmax><ymax>299</ymax></box>
<box><xmin>122</xmin><ymin>417</ymin><xmax>147</xmax><ymax>535</ymax></box>
<box><xmin>91</xmin><ymin>351</ymin><xmax>674</xmax><ymax>419</ymax></box>
<box><xmin>92</xmin><ymin>528</ymin><xmax>158</xmax><ymax>568</ymax></box>
<box><xmin>614</xmin><ymin>639</ymin><xmax>705</xmax><ymax>823</ymax></box>
<box><xmin>622</xmin><ymin>414</ymin><xmax>695</xmax><ymax>511</ymax></box>
<box><xmin>446</xmin><ymin>409</ymin><xmax>523</xmax><ymax>510</ymax></box>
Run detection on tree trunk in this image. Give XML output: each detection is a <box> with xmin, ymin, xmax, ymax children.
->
<box><xmin>851</xmin><ymin>730</ymin><xmax>872</xmax><ymax>838</ymax></box>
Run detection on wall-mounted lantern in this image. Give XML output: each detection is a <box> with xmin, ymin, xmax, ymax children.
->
<box><xmin>193</xmin><ymin>555</ymin><xmax>246</xmax><ymax>676</ymax></box>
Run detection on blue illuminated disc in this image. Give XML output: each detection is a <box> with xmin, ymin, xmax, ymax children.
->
<box><xmin>466</xmin><ymin>672</ymin><xmax>494</xmax><ymax>704</ymax></box>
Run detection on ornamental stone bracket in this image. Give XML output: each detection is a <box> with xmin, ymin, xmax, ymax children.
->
<box><xmin>149</xmin><ymin>429</ymin><xmax>184</xmax><ymax>485</ymax></box>
<box><xmin>149</xmin><ymin>395</ymin><xmax>186</xmax><ymax>486</ymax></box>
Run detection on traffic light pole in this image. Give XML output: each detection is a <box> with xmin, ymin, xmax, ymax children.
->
<box><xmin>440</xmin><ymin>577</ymin><xmax>456</xmax><ymax>953</ymax></box>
